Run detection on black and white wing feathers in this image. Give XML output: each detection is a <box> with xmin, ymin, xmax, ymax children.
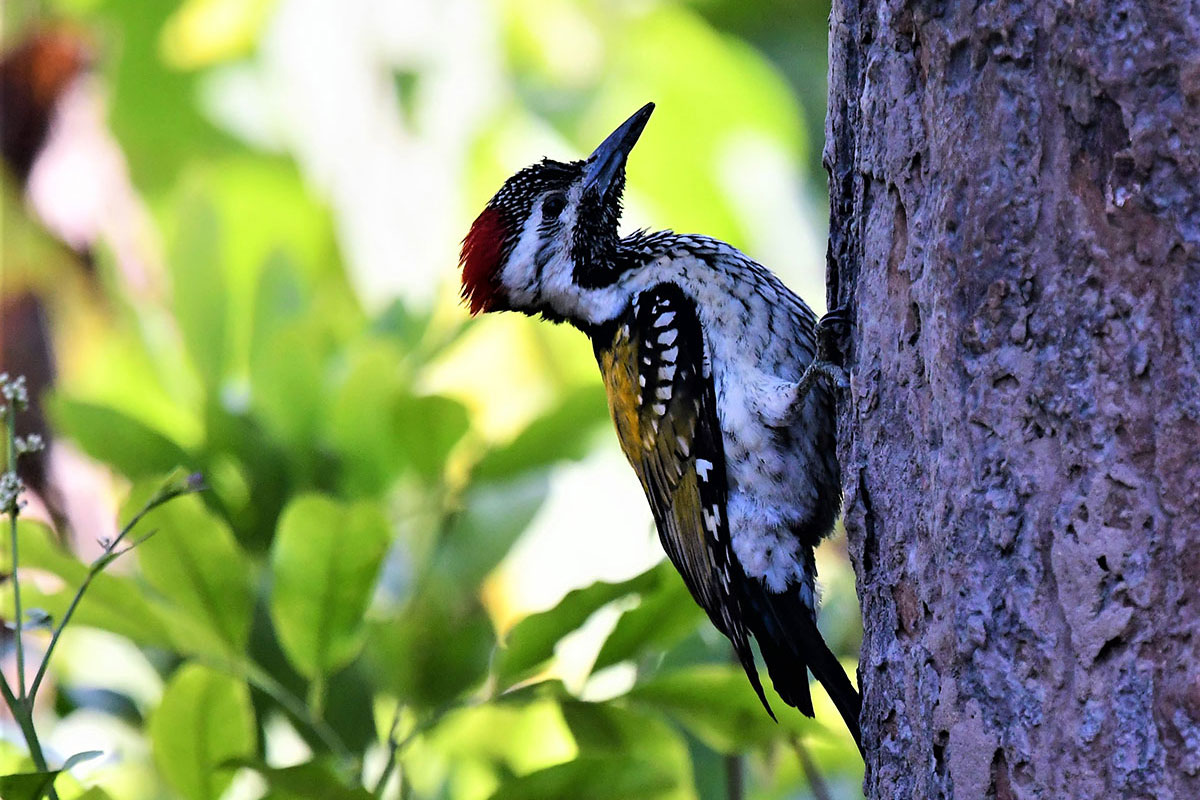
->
<box><xmin>594</xmin><ymin>282</ymin><xmax>773</xmax><ymax>716</ymax></box>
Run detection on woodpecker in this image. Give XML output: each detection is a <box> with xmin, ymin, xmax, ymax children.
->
<box><xmin>460</xmin><ymin>103</ymin><xmax>861</xmax><ymax>751</ymax></box>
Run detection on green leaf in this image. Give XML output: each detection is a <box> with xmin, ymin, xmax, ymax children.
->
<box><xmin>558</xmin><ymin>701</ymin><xmax>693</xmax><ymax>777</ymax></box>
<box><xmin>223</xmin><ymin>758</ymin><xmax>372</xmax><ymax>800</ymax></box>
<box><xmin>327</xmin><ymin>343</ymin><xmax>471</xmax><ymax>491</ymax></box>
<box><xmin>270</xmin><ymin>495</ymin><xmax>391</xmax><ymax>678</ymax></box>
<box><xmin>625</xmin><ymin>665</ymin><xmax>820</xmax><ymax>753</ymax></box>
<box><xmin>495</xmin><ymin>566</ymin><xmax>663</xmax><ymax>688</ymax></box>
<box><xmin>75</xmin><ymin>789</ymin><xmax>117</xmax><ymax>800</ymax></box>
<box><xmin>102</xmin><ymin>0</ymin><xmax>234</xmax><ymax>195</ymax></box>
<box><xmin>592</xmin><ymin>566</ymin><xmax>702</xmax><ymax>672</ymax></box>
<box><xmin>47</xmin><ymin>397</ymin><xmax>192</xmax><ymax>479</ymax></box>
<box><xmin>391</xmin><ymin>393</ymin><xmax>470</xmax><ymax>480</ymax></box>
<box><xmin>431</xmin><ymin>475</ymin><xmax>549</xmax><ymax>590</ymax></box>
<box><xmin>0</xmin><ymin>752</ymin><xmax>100</xmax><ymax>800</ymax></box>
<box><xmin>169</xmin><ymin>191</ymin><xmax>228</xmax><ymax>387</ymax></box>
<box><xmin>419</xmin><ymin>695</ymin><xmax>576</xmax><ymax>781</ymax></box>
<box><xmin>552</xmin><ymin>702</ymin><xmax>697</xmax><ymax>799</ymax></box>
<box><xmin>365</xmin><ymin>583</ymin><xmax>495</xmax><ymax>708</ymax></box>
<box><xmin>486</xmin><ymin>756</ymin><xmax>676</xmax><ymax>800</ymax></box>
<box><xmin>472</xmin><ymin>385</ymin><xmax>610</xmax><ymax>480</ymax></box>
<box><xmin>150</xmin><ymin>663</ymin><xmax>256</xmax><ymax>800</ymax></box>
<box><xmin>0</xmin><ymin>770</ymin><xmax>59</xmax><ymax>800</ymax></box>
<box><xmin>136</xmin><ymin>493</ymin><xmax>254</xmax><ymax>656</ymax></box>
<box><xmin>250</xmin><ymin>319</ymin><xmax>327</xmax><ymax>447</ymax></box>
<box><xmin>1</xmin><ymin>520</ymin><xmax>174</xmax><ymax>648</ymax></box>
<box><xmin>62</xmin><ymin>751</ymin><xmax>103</xmax><ymax>769</ymax></box>
<box><xmin>369</xmin><ymin>298</ymin><xmax>442</xmax><ymax>362</ymax></box>
<box><xmin>200</xmin><ymin>399</ymin><xmax>293</xmax><ymax>552</ymax></box>
<box><xmin>248</xmin><ymin>253</ymin><xmax>328</xmax><ymax>448</ymax></box>
<box><xmin>200</xmin><ymin>157</ymin><xmax>344</xmax><ymax>323</ymax></box>
<box><xmin>326</xmin><ymin>341</ymin><xmax>410</xmax><ymax>494</ymax></box>
<box><xmin>250</xmin><ymin>251</ymin><xmax>308</xmax><ymax>348</ymax></box>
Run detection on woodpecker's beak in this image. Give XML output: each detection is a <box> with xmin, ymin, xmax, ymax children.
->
<box><xmin>583</xmin><ymin>102</ymin><xmax>654</xmax><ymax>197</ymax></box>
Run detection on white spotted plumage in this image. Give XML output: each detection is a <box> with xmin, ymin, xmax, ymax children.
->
<box><xmin>460</xmin><ymin>103</ymin><xmax>860</xmax><ymax>751</ymax></box>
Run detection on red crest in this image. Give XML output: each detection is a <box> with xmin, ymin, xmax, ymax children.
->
<box><xmin>459</xmin><ymin>207</ymin><xmax>509</xmax><ymax>315</ymax></box>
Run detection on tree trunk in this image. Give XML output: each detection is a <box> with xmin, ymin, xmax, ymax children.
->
<box><xmin>824</xmin><ymin>1</ymin><xmax>1200</xmax><ymax>798</ymax></box>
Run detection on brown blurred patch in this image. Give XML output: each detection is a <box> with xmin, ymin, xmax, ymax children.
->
<box><xmin>1</xmin><ymin>27</ymin><xmax>92</xmax><ymax>184</ymax></box>
<box><xmin>1</xmin><ymin>26</ymin><xmax>93</xmax><ymax>536</ymax></box>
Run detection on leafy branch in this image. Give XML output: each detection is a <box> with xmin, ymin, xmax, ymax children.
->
<box><xmin>1</xmin><ymin>373</ymin><xmax>202</xmax><ymax>800</ymax></box>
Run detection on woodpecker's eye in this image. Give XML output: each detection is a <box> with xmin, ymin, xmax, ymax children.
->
<box><xmin>542</xmin><ymin>192</ymin><xmax>567</xmax><ymax>219</ymax></box>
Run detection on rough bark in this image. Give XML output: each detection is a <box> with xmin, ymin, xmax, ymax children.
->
<box><xmin>824</xmin><ymin>1</ymin><xmax>1200</xmax><ymax>798</ymax></box>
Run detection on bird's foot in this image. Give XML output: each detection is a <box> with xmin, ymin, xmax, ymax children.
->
<box><xmin>807</xmin><ymin>359</ymin><xmax>850</xmax><ymax>391</ymax></box>
<box><xmin>815</xmin><ymin>305</ymin><xmax>851</xmax><ymax>365</ymax></box>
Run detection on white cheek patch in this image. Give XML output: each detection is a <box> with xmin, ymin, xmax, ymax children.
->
<box><xmin>531</xmin><ymin>188</ymin><xmax>580</xmax><ymax>302</ymax></box>
<box><xmin>500</xmin><ymin>206</ymin><xmax>547</xmax><ymax>306</ymax></box>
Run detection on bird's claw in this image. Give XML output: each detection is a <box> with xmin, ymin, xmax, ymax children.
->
<box><xmin>815</xmin><ymin>306</ymin><xmax>851</xmax><ymax>365</ymax></box>
<box><xmin>812</xmin><ymin>360</ymin><xmax>850</xmax><ymax>391</ymax></box>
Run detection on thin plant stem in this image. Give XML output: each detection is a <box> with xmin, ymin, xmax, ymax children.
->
<box><xmin>373</xmin><ymin>703</ymin><xmax>404</xmax><ymax>797</ymax></box>
<box><xmin>1</xmin><ymin>390</ymin><xmax>59</xmax><ymax>800</ymax></box>
<box><xmin>27</xmin><ymin>473</ymin><xmax>199</xmax><ymax>704</ymax></box>
<box><xmin>307</xmin><ymin>674</ymin><xmax>326</xmax><ymax>720</ymax></box>
<box><xmin>390</xmin><ymin>696</ymin><xmax>471</xmax><ymax>756</ymax></box>
<box><xmin>790</xmin><ymin>735</ymin><xmax>834</xmax><ymax>800</ymax></box>
<box><xmin>240</xmin><ymin>660</ymin><xmax>353</xmax><ymax>766</ymax></box>
<box><xmin>0</xmin><ymin>672</ymin><xmax>40</xmax><ymax>766</ymax></box>
<box><xmin>27</xmin><ymin>529</ymin><xmax>157</xmax><ymax>702</ymax></box>
<box><xmin>6</xmin><ymin>402</ymin><xmax>27</xmax><ymax>701</ymax></box>
<box><xmin>724</xmin><ymin>752</ymin><xmax>744</xmax><ymax>800</ymax></box>
<box><xmin>8</xmin><ymin>698</ymin><xmax>60</xmax><ymax>800</ymax></box>
<box><xmin>367</xmin><ymin>698</ymin><xmax>475</xmax><ymax>797</ymax></box>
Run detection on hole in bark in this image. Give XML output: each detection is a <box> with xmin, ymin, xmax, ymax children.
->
<box><xmin>948</xmin><ymin>40</ymin><xmax>970</xmax><ymax>83</ymax></box>
<box><xmin>1074</xmin><ymin>92</ymin><xmax>1130</xmax><ymax>191</ymax></box>
<box><xmin>889</xmin><ymin>187</ymin><xmax>909</xmax><ymax>278</ymax></box>
<box><xmin>894</xmin><ymin>583</ymin><xmax>921</xmax><ymax>636</ymax></box>
<box><xmin>1097</xmin><ymin>554</ymin><xmax>1109</xmax><ymax>571</ymax></box>
<box><xmin>975</xmin><ymin>35</ymin><xmax>995</xmax><ymax>69</ymax></box>
<box><xmin>990</xmin><ymin>748</ymin><xmax>1014</xmax><ymax>800</ymax></box>
<box><xmin>1096</xmin><ymin>634</ymin><xmax>1123</xmax><ymax>663</ymax></box>
<box><xmin>906</xmin><ymin>302</ymin><xmax>922</xmax><ymax>346</ymax></box>
<box><xmin>933</xmin><ymin>729</ymin><xmax>950</xmax><ymax>774</ymax></box>
<box><xmin>992</xmin><ymin>373</ymin><xmax>1018</xmax><ymax>391</ymax></box>
<box><xmin>859</xmin><ymin>472</ymin><xmax>878</xmax><ymax>575</ymax></box>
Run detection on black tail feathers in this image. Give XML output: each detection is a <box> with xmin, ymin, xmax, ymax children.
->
<box><xmin>732</xmin><ymin>635</ymin><xmax>778</xmax><ymax>722</ymax></box>
<box><xmin>743</xmin><ymin>583</ymin><xmax>863</xmax><ymax>755</ymax></box>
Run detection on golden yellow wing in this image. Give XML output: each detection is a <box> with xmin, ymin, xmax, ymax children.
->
<box><xmin>593</xmin><ymin>282</ymin><xmax>771</xmax><ymax>713</ymax></box>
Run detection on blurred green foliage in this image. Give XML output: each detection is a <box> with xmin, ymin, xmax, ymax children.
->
<box><xmin>1</xmin><ymin>0</ymin><xmax>861</xmax><ymax>798</ymax></box>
